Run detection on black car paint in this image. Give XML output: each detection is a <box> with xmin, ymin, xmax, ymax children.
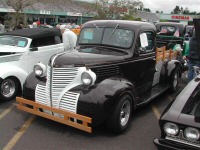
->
<box><xmin>23</xmin><ymin>20</ymin><xmax>179</xmax><ymax>126</ymax></box>
<box><xmin>154</xmin><ymin>76</ymin><xmax>200</xmax><ymax>149</ymax></box>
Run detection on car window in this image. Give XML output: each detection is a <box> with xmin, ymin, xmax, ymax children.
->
<box><xmin>31</xmin><ymin>36</ymin><xmax>56</xmax><ymax>48</ymax></box>
<box><xmin>139</xmin><ymin>31</ymin><xmax>154</xmax><ymax>52</ymax></box>
<box><xmin>55</xmin><ymin>36</ymin><xmax>61</xmax><ymax>44</ymax></box>
<box><xmin>0</xmin><ymin>36</ymin><xmax>28</xmax><ymax>47</ymax></box>
<box><xmin>182</xmin><ymin>83</ymin><xmax>200</xmax><ymax>117</ymax></box>
<box><xmin>78</xmin><ymin>28</ymin><xmax>103</xmax><ymax>44</ymax></box>
<box><xmin>102</xmin><ymin>28</ymin><xmax>133</xmax><ymax>48</ymax></box>
<box><xmin>78</xmin><ymin>27</ymin><xmax>134</xmax><ymax>48</ymax></box>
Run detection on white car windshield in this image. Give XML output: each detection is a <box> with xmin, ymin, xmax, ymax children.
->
<box><xmin>0</xmin><ymin>36</ymin><xmax>28</xmax><ymax>47</ymax></box>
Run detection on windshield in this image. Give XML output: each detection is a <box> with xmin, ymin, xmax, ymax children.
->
<box><xmin>158</xmin><ymin>26</ymin><xmax>179</xmax><ymax>37</ymax></box>
<box><xmin>78</xmin><ymin>27</ymin><xmax>134</xmax><ymax>48</ymax></box>
<box><xmin>182</xmin><ymin>83</ymin><xmax>200</xmax><ymax>117</ymax></box>
<box><xmin>0</xmin><ymin>36</ymin><xmax>28</xmax><ymax>47</ymax></box>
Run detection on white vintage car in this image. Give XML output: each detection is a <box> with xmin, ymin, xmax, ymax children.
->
<box><xmin>0</xmin><ymin>28</ymin><xmax>64</xmax><ymax>101</ymax></box>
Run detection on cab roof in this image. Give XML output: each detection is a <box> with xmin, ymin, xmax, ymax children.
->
<box><xmin>2</xmin><ymin>28</ymin><xmax>61</xmax><ymax>39</ymax></box>
<box><xmin>82</xmin><ymin>20</ymin><xmax>156</xmax><ymax>33</ymax></box>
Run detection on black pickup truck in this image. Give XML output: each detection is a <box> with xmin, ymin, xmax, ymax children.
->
<box><xmin>16</xmin><ymin>20</ymin><xmax>181</xmax><ymax>134</ymax></box>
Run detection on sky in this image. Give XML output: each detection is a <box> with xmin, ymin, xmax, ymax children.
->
<box><xmin>132</xmin><ymin>0</ymin><xmax>200</xmax><ymax>13</ymax></box>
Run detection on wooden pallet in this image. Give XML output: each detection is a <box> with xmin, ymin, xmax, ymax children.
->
<box><xmin>16</xmin><ymin>97</ymin><xmax>92</xmax><ymax>133</ymax></box>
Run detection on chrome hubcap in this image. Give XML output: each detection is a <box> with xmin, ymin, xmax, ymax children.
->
<box><xmin>120</xmin><ymin>100</ymin><xmax>131</xmax><ymax>126</ymax></box>
<box><xmin>1</xmin><ymin>79</ymin><xmax>15</xmax><ymax>98</ymax></box>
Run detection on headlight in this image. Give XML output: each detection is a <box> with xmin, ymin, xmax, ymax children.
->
<box><xmin>81</xmin><ymin>72</ymin><xmax>92</xmax><ymax>85</ymax></box>
<box><xmin>34</xmin><ymin>63</ymin><xmax>47</xmax><ymax>77</ymax></box>
<box><xmin>184</xmin><ymin>127</ymin><xmax>200</xmax><ymax>141</ymax></box>
<box><xmin>164</xmin><ymin>122</ymin><xmax>179</xmax><ymax>136</ymax></box>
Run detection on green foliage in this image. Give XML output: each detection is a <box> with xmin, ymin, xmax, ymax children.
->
<box><xmin>93</xmin><ymin>0</ymin><xmax>143</xmax><ymax>20</ymax></box>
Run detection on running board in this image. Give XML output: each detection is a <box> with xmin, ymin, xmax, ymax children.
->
<box><xmin>16</xmin><ymin>97</ymin><xmax>92</xmax><ymax>133</ymax></box>
<box><xmin>137</xmin><ymin>84</ymin><xmax>170</xmax><ymax>107</ymax></box>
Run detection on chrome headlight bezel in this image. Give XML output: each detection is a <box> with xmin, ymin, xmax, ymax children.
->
<box><xmin>81</xmin><ymin>72</ymin><xmax>93</xmax><ymax>85</ymax></box>
<box><xmin>34</xmin><ymin>63</ymin><xmax>47</xmax><ymax>77</ymax></box>
<box><xmin>164</xmin><ymin>122</ymin><xmax>179</xmax><ymax>136</ymax></box>
<box><xmin>184</xmin><ymin>127</ymin><xmax>200</xmax><ymax>141</ymax></box>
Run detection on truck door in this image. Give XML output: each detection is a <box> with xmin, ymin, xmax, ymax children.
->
<box><xmin>132</xmin><ymin>31</ymin><xmax>156</xmax><ymax>95</ymax></box>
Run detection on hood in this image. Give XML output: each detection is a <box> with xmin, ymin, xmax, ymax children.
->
<box><xmin>52</xmin><ymin>48</ymin><xmax>126</xmax><ymax>67</ymax></box>
<box><xmin>161</xmin><ymin>77</ymin><xmax>200</xmax><ymax>128</ymax></box>
<box><xmin>0</xmin><ymin>45</ymin><xmax>25</xmax><ymax>53</ymax></box>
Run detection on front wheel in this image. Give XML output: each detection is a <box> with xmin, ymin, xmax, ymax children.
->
<box><xmin>106</xmin><ymin>94</ymin><xmax>133</xmax><ymax>134</ymax></box>
<box><xmin>0</xmin><ymin>77</ymin><xmax>19</xmax><ymax>101</ymax></box>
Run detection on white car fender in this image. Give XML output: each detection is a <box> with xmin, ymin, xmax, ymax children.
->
<box><xmin>0</xmin><ymin>64</ymin><xmax>28</xmax><ymax>88</ymax></box>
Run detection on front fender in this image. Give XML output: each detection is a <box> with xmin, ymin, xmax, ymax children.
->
<box><xmin>0</xmin><ymin>64</ymin><xmax>28</xmax><ymax>88</ymax></box>
<box><xmin>23</xmin><ymin>72</ymin><xmax>46</xmax><ymax>100</ymax></box>
<box><xmin>76</xmin><ymin>77</ymin><xmax>137</xmax><ymax>126</ymax></box>
<box><xmin>167</xmin><ymin>60</ymin><xmax>181</xmax><ymax>77</ymax></box>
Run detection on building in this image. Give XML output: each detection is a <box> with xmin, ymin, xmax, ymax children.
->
<box><xmin>136</xmin><ymin>10</ymin><xmax>159</xmax><ymax>23</ymax></box>
<box><xmin>157</xmin><ymin>13</ymin><xmax>199</xmax><ymax>25</ymax></box>
<box><xmin>0</xmin><ymin>1</ymin><xmax>94</xmax><ymax>27</ymax></box>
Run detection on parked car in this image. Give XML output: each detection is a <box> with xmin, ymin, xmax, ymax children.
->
<box><xmin>16</xmin><ymin>20</ymin><xmax>181</xmax><ymax>133</ymax></box>
<box><xmin>0</xmin><ymin>28</ymin><xmax>64</xmax><ymax>101</ymax></box>
<box><xmin>154</xmin><ymin>18</ymin><xmax>200</xmax><ymax>150</ymax></box>
<box><xmin>155</xmin><ymin>22</ymin><xmax>186</xmax><ymax>50</ymax></box>
<box><xmin>155</xmin><ymin>22</ymin><xmax>189</xmax><ymax>78</ymax></box>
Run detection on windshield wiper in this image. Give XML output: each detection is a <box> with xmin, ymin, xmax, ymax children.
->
<box><xmin>108</xmin><ymin>24</ymin><xmax>119</xmax><ymax>39</ymax></box>
<box><xmin>94</xmin><ymin>23</ymin><xmax>100</xmax><ymax>31</ymax></box>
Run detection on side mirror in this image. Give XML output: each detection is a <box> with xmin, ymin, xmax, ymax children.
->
<box><xmin>30</xmin><ymin>47</ymin><xmax>38</xmax><ymax>51</ymax></box>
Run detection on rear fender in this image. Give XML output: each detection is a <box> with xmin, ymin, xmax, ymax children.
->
<box><xmin>167</xmin><ymin>60</ymin><xmax>181</xmax><ymax>77</ymax></box>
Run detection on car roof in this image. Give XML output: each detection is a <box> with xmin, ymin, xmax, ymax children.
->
<box><xmin>82</xmin><ymin>20</ymin><xmax>156</xmax><ymax>34</ymax></box>
<box><xmin>2</xmin><ymin>28</ymin><xmax>61</xmax><ymax>39</ymax></box>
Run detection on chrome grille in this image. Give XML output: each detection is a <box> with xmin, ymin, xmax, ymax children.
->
<box><xmin>166</xmin><ymin>135</ymin><xmax>200</xmax><ymax>148</ymax></box>
<box><xmin>46</xmin><ymin>66</ymin><xmax>51</xmax><ymax>105</ymax></box>
<box><xmin>59</xmin><ymin>91</ymin><xmax>80</xmax><ymax>113</ymax></box>
<box><xmin>51</xmin><ymin>67</ymin><xmax>79</xmax><ymax>107</ymax></box>
<box><xmin>35</xmin><ymin>84</ymin><xmax>50</xmax><ymax>106</ymax></box>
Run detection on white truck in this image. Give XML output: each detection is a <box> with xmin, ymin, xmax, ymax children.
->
<box><xmin>0</xmin><ymin>28</ymin><xmax>64</xmax><ymax>101</ymax></box>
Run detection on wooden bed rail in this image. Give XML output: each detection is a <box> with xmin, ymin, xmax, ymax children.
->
<box><xmin>156</xmin><ymin>46</ymin><xmax>177</xmax><ymax>62</ymax></box>
<box><xmin>16</xmin><ymin>97</ymin><xmax>92</xmax><ymax>133</ymax></box>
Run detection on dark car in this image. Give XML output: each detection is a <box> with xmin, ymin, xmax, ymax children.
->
<box><xmin>155</xmin><ymin>22</ymin><xmax>186</xmax><ymax>50</ymax></box>
<box><xmin>154</xmin><ymin>19</ymin><xmax>200</xmax><ymax>150</ymax></box>
<box><xmin>16</xmin><ymin>20</ymin><xmax>181</xmax><ymax>134</ymax></box>
<box><xmin>154</xmin><ymin>77</ymin><xmax>200</xmax><ymax>150</ymax></box>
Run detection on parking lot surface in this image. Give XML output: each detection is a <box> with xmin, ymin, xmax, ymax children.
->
<box><xmin>0</xmin><ymin>79</ymin><xmax>187</xmax><ymax>150</ymax></box>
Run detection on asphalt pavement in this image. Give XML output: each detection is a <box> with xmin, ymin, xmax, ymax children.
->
<box><xmin>0</xmin><ymin>78</ymin><xmax>187</xmax><ymax>150</ymax></box>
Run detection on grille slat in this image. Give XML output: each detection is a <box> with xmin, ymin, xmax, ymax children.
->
<box><xmin>35</xmin><ymin>66</ymin><xmax>80</xmax><ymax>113</ymax></box>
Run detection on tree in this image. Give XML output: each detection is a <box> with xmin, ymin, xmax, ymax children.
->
<box><xmin>2</xmin><ymin>0</ymin><xmax>40</xmax><ymax>26</ymax></box>
<box><xmin>93</xmin><ymin>0</ymin><xmax>143</xmax><ymax>20</ymax></box>
<box><xmin>183</xmin><ymin>7</ymin><xmax>190</xmax><ymax>14</ymax></box>
<box><xmin>171</xmin><ymin>6</ymin><xmax>181</xmax><ymax>14</ymax></box>
<box><xmin>143</xmin><ymin>8</ymin><xmax>151</xmax><ymax>12</ymax></box>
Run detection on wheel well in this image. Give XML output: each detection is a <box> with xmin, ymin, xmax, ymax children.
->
<box><xmin>119</xmin><ymin>91</ymin><xmax>136</xmax><ymax>111</ymax></box>
<box><xmin>175</xmin><ymin>62</ymin><xmax>182</xmax><ymax>78</ymax></box>
<box><xmin>6</xmin><ymin>76</ymin><xmax>22</xmax><ymax>96</ymax></box>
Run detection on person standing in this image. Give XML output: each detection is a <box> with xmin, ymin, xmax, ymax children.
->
<box><xmin>14</xmin><ymin>22</ymin><xmax>23</xmax><ymax>30</ymax></box>
<box><xmin>187</xmin><ymin>29</ymin><xmax>200</xmax><ymax>81</ymax></box>
<box><xmin>61</xmin><ymin>25</ymin><xmax>77</xmax><ymax>51</ymax></box>
<box><xmin>0</xmin><ymin>21</ymin><xmax>5</xmax><ymax>33</ymax></box>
